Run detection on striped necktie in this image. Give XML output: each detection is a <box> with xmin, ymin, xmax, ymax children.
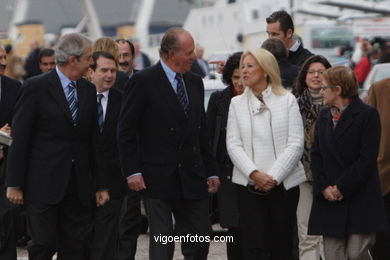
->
<box><xmin>97</xmin><ymin>93</ymin><xmax>104</xmax><ymax>133</ymax></box>
<box><xmin>175</xmin><ymin>73</ymin><xmax>189</xmax><ymax>117</ymax></box>
<box><xmin>67</xmin><ymin>81</ymin><xmax>78</xmax><ymax>126</ymax></box>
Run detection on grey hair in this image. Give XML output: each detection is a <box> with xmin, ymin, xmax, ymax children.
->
<box><xmin>159</xmin><ymin>27</ymin><xmax>188</xmax><ymax>60</ymax></box>
<box><xmin>55</xmin><ymin>33</ymin><xmax>91</xmax><ymax>66</ymax></box>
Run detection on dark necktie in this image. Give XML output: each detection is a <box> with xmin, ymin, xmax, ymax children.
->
<box><xmin>97</xmin><ymin>93</ymin><xmax>104</xmax><ymax>133</ymax></box>
<box><xmin>175</xmin><ymin>73</ymin><xmax>189</xmax><ymax>117</ymax></box>
<box><xmin>67</xmin><ymin>81</ymin><xmax>78</xmax><ymax>126</ymax></box>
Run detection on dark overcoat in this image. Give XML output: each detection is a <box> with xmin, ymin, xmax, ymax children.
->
<box><xmin>206</xmin><ymin>87</ymin><xmax>239</xmax><ymax>228</ymax></box>
<box><xmin>308</xmin><ymin>97</ymin><xmax>387</xmax><ymax>237</ymax></box>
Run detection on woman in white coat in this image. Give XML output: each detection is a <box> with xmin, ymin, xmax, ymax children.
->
<box><xmin>226</xmin><ymin>48</ymin><xmax>305</xmax><ymax>259</ymax></box>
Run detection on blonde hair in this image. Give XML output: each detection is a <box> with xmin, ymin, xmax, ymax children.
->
<box><xmin>240</xmin><ymin>48</ymin><xmax>286</xmax><ymax>96</ymax></box>
<box><xmin>92</xmin><ymin>37</ymin><xmax>120</xmax><ymax>68</ymax></box>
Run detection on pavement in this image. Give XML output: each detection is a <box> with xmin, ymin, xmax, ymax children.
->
<box><xmin>16</xmin><ymin>226</ymin><xmax>228</xmax><ymax>260</ymax></box>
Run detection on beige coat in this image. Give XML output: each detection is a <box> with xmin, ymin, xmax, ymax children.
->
<box><xmin>367</xmin><ymin>78</ymin><xmax>390</xmax><ymax>195</ymax></box>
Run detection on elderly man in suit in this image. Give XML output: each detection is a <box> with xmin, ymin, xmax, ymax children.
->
<box><xmin>367</xmin><ymin>78</ymin><xmax>390</xmax><ymax>260</ymax></box>
<box><xmin>5</xmin><ymin>33</ymin><xmax>108</xmax><ymax>260</ymax></box>
<box><xmin>118</xmin><ymin>27</ymin><xmax>220</xmax><ymax>260</ymax></box>
<box><xmin>87</xmin><ymin>51</ymin><xmax>130</xmax><ymax>260</ymax></box>
<box><xmin>0</xmin><ymin>44</ymin><xmax>21</xmax><ymax>260</ymax></box>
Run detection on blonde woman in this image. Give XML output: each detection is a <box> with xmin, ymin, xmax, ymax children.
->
<box><xmin>226</xmin><ymin>48</ymin><xmax>305</xmax><ymax>259</ymax></box>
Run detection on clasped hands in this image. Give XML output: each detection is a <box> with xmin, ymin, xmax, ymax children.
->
<box><xmin>250</xmin><ymin>170</ymin><xmax>277</xmax><ymax>192</ymax></box>
<box><xmin>322</xmin><ymin>185</ymin><xmax>343</xmax><ymax>202</ymax></box>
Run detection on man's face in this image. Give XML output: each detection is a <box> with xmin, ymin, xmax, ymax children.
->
<box><xmin>171</xmin><ymin>33</ymin><xmax>196</xmax><ymax>74</ymax></box>
<box><xmin>39</xmin><ymin>55</ymin><xmax>56</xmax><ymax>73</ymax></box>
<box><xmin>74</xmin><ymin>46</ymin><xmax>92</xmax><ymax>79</ymax></box>
<box><xmin>117</xmin><ymin>42</ymin><xmax>133</xmax><ymax>76</ymax></box>
<box><xmin>88</xmin><ymin>56</ymin><xmax>116</xmax><ymax>92</ymax></box>
<box><xmin>0</xmin><ymin>48</ymin><xmax>7</xmax><ymax>76</ymax></box>
<box><xmin>266</xmin><ymin>21</ymin><xmax>292</xmax><ymax>48</ymax></box>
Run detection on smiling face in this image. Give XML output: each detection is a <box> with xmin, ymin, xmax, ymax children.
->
<box><xmin>241</xmin><ymin>54</ymin><xmax>267</xmax><ymax>90</ymax></box>
<box><xmin>117</xmin><ymin>41</ymin><xmax>133</xmax><ymax>75</ymax></box>
<box><xmin>171</xmin><ymin>32</ymin><xmax>196</xmax><ymax>74</ymax></box>
<box><xmin>305</xmin><ymin>62</ymin><xmax>327</xmax><ymax>92</ymax></box>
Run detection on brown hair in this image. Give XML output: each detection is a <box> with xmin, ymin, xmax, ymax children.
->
<box><xmin>322</xmin><ymin>66</ymin><xmax>359</xmax><ymax>99</ymax></box>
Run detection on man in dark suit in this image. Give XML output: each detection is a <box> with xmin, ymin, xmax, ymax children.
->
<box><xmin>115</xmin><ymin>39</ymin><xmax>142</xmax><ymax>260</ymax></box>
<box><xmin>88</xmin><ymin>51</ymin><xmax>131</xmax><ymax>260</ymax></box>
<box><xmin>0</xmin><ymin>44</ymin><xmax>21</xmax><ymax>260</ymax></box>
<box><xmin>5</xmin><ymin>33</ymin><xmax>108</xmax><ymax>260</ymax></box>
<box><xmin>118</xmin><ymin>27</ymin><xmax>220</xmax><ymax>260</ymax></box>
<box><xmin>266</xmin><ymin>10</ymin><xmax>313</xmax><ymax>67</ymax></box>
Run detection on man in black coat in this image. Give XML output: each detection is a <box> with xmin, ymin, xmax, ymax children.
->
<box><xmin>5</xmin><ymin>33</ymin><xmax>108</xmax><ymax>260</ymax></box>
<box><xmin>115</xmin><ymin>39</ymin><xmax>143</xmax><ymax>260</ymax></box>
<box><xmin>266</xmin><ymin>10</ymin><xmax>313</xmax><ymax>67</ymax></box>
<box><xmin>0</xmin><ymin>44</ymin><xmax>21</xmax><ymax>260</ymax></box>
<box><xmin>88</xmin><ymin>51</ymin><xmax>132</xmax><ymax>260</ymax></box>
<box><xmin>118</xmin><ymin>27</ymin><xmax>220</xmax><ymax>260</ymax></box>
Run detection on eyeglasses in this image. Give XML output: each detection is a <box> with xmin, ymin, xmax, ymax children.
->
<box><xmin>307</xmin><ymin>70</ymin><xmax>324</xmax><ymax>75</ymax></box>
<box><xmin>320</xmin><ymin>85</ymin><xmax>336</xmax><ymax>90</ymax></box>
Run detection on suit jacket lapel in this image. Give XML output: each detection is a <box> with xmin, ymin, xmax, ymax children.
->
<box><xmin>47</xmin><ymin>70</ymin><xmax>74</xmax><ymax>125</ymax></box>
<box><xmin>75</xmin><ymin>79</ymin><xmax>86</xmax><ymax>127</ymax></box>
<box><xmin>102</xmin><ymin>90</ymin><xmax>118</xmax><ymax>136</ymax></box>
<box><xmin>153</xmin><ymin>62</ymin><xmax>188</xmax><ymax>124</ymax></box>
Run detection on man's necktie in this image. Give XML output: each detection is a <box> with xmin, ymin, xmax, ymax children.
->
<box><xmin>175</xmin><ymin>73</ymin><xmax>189</xmax><ymax>117</ymax></box>
<box><xmin>97</xmin><ymin>93</ymin><xmax>104</xmax><ymax>133</ymax></box>
<box><xmin>67</xmin><ymin>81</ymin><xmax>78</xmax><ymax>126</ymax></box>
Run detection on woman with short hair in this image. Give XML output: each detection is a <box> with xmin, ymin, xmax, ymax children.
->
<box><xmin>308</xmin><ymin>66</ymin><xmax>387</xmax><ymax>260</ymax></box>
<box><xmin>295</xmin><ymin>55</ymin><xmax>331</xmax><ymax>260</ymax></box>
<box><xmin>226</xmin><ymin>48</ymin><xmax>305</xmax><ymax>259</ymax></box>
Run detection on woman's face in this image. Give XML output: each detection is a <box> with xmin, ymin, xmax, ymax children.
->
<box><xmin>231</xmin><ymin>68</ymin><xmax>244</xmax><ymax>95</ymax></box>
<box><xmin>320</xmin><ymin>79</ymin><xmax>338</xmax><ymax>106</ymax></box>
<box><xmin>241</xmin><ymin>54</ymin><xmax>267</xmax><ymax>89</ymax></box>
<box><xmin>305</xmin><ymin>62</ymin><xmax>326</xmax><ymax>92</ymax></box>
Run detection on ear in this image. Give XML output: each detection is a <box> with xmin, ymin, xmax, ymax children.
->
<box><xmin>335</xmin><ymin>85</ymin><xmax>343</xmax><ymax>95</ymax></box>
<box><xmin>286</xmin><ymin>28</ymin><xmax>293</xmax><ymax>39</ymax></box>
<box><xmin>87</xmin><ymin>67</ymin><xmax>93</xmax><ymax>80</ymax></box>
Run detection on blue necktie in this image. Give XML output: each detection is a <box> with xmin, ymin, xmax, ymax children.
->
<box><xmin>175</xmin><ymin>73</ymin><xmax>189</xmax><ymax>117</ymax></box>
<box><xmin>97</xmin><ymin>93</ymin><xmax>104</xmax><ymax>133</ymax></box>
<box><xmin>67</xmin><ymin>81</ymin><xmax>78</xmax><ymax>126</ymax></box>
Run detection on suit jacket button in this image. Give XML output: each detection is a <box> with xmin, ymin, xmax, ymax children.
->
<box><xmin>178</xmin><ymin>163</ymin><xmax>182</xmax><ymax>168</ymax></box>
<box><xmin>170</xmin><ymin>127</ymin><xmax>174</xmax><ymax>131</ymax></box>
<box><xmin>193</xmin><ymin>146</ymin><xmax>197</xmax><ymax>151</ymax></box>
<box><xmin>178</xmin><ymin>145</ymin><xmax>182</xmax><ymax>150</ymax></box>
<box><xmin>227</xmin><ymin>176</ymin><xmax>231</xmax><ymax>180</ymax></box>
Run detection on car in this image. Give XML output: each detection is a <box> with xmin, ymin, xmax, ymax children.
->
<box><xmin>360</xmin><ymin>62</ymin><xmax>390</xmax><ymax>101</ymax></box>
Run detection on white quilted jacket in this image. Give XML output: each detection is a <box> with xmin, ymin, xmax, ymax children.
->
<box><xmin>226</xmin><ymin>86</ymin><xmax>306</xmax><ymax>190</ymax></box>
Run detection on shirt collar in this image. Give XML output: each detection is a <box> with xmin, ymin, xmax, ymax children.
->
<box><xmin>160</xmin><ymin>59</ymin><xmax>177</xmax><ymax>86</ymax></box>
<box><xmin>56</xmin><ymin>66</ymin><xmax>74</xmax><ymax>89</ymax></box>
<box><xmin>290</xmin><ymin>39</ymin><xmax>301</xmax><ymax>52</ymax></box>
<box><xmin>97</xmin><ymin>89</ymin><xmax>109</xmax><ymax>99</ymax></box>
